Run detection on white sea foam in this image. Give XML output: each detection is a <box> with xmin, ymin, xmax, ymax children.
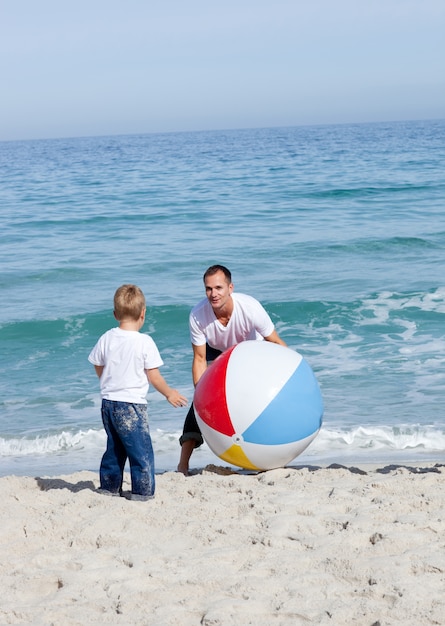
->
<box><xmin>358</xmin><ymin>288</ymin><xmax>445</xmax><ymax>324</ymax></box>
<box><xmin>1</xmin><ymin>423</ymin><xmax>444</xmax><ymax>477</ymax></box>
<box><xmin>0</xmin><ymin>429</ymin><xmax>105</xmax><ymax>457</ymax></box>
<box><xmin>313</xmin><ymin>424</ymin><xmax>445</xmax><ymax>453</ymax></box>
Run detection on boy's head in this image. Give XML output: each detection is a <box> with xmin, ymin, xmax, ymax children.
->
<box><xmin>114</xmin><ymin>284</ymin><xmax>146</xmax><ymax>321</ymax></box>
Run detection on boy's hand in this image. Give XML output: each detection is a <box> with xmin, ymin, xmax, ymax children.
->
<box><xmin>167</xmin><ymin>390</ymin><xmax>188</xmax><ymax>408</ymax></box>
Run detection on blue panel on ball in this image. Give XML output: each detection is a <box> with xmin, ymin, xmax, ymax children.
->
<box><xmin>242</xmin><ymin>359</ymin><xmax>323</xmax><ymax>445</ymax></box>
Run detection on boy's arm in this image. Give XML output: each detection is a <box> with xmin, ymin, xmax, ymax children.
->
<box><xmin>146</xmin><ymin>368</ymin><xmax>187</xmax><ymax>408</ymax></box>
<box><xmin>94</xmin><ymin>365</ymin><xmax>104</xmax><ymax>378</ymax></box>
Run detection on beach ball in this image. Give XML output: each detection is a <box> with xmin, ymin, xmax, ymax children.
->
<box><xmin>194</xmin><ymin>341</ymin><xmax>323</xmax><ymax>471</ymax></box>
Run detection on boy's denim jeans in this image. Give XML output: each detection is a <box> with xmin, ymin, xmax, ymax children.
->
<box><xmin>100</xmin><ymin>399</ymin><xmax>155</xmax><ymax>497</ymax></box>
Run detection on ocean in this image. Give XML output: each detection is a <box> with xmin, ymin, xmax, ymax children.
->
<box><xmin>1</xmin><ymin>119</ymin><xmax>444</xmax><ymax>477</ymax></box>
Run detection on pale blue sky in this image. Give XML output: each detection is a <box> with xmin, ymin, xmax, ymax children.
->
<box><xmin>1</xmin><ymin>0</ymin><xmax>444</xmax><ymax>141</ymax></box>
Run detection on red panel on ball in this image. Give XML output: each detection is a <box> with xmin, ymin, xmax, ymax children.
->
<box><xmin>194</xmin><ymin>345</ymin><xmax>236</xmax><ymax>437</ymax></box>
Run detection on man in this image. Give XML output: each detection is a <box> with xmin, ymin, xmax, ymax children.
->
<box><xmin>178</xmin><ymin>264</ymin><xmax>286</xmax><ymax>475</ymax></box>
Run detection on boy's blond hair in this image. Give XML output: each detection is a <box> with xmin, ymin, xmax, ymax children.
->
<box><xmin>114</xmin><ymin>284</ymin><xmax>146</xmax><ymax>321</ymax></box>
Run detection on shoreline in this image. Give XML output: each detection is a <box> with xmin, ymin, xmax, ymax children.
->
<box><xmin>2</xmin><ymin>445</ymin><xmax>444</xmax><ymax>479</ymax></box>
<box><xmin>2</xmin><ymin>462</ymin><xmax>444</xmax><ymax>624</ymax></box>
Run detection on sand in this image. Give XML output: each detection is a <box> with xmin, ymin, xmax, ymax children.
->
<box><xmin>1</xmin><ymin>462</ymin><xmax>444</xmax><ymax>625</ymax></box>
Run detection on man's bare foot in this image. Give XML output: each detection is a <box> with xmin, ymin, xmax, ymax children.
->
<box><xmin>176</xmin><ymin>464</ymin><xmax>190</xmax><ymax>476</ymax></box>
<box><xmin>177</xmin><ymin>440</ymin><xmax>195</xmax><ymax>476</ymax></box>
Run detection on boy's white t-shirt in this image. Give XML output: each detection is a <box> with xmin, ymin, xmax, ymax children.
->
<box><xmin>88</xmin><ymin>327</ymin><xmax>163</xmax><ymax>404</ymax></box>
<box><xmin>189</xmin><ymin>292</ymin><xmax>275</xmax><ymax>352</ymax></box>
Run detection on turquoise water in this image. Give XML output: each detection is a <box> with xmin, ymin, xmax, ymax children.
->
<box><xmin>1</xmin><ymin>120</ymin><xmax>444</xmax><ymax>476</ymax></box>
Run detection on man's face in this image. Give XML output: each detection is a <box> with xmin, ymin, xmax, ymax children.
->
<box><xmin>204</xmin><ymin>270</ymin><xmax>233</xmax><ymax>311</ymax></box>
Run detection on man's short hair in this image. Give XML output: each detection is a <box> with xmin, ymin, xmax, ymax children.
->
<box><xmin>203</xmin><ymin>264</ymin><xmax>232</xmax><ymax>284</ymax></box>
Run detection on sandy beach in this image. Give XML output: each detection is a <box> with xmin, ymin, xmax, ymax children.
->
<box><xmin>1</xmin><ymin>462</ymin><xmax>444</xmax><ymax>625</ymax></box>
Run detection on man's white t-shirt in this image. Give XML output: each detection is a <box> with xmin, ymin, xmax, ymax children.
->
<box><xmin>88</xmin><ymin>327</ymin><xmax>163</xmax><ymax>404</ymax></box>
<box><xmin>189</xmin><ymin>292</ymin><xmax>275</xmax><ymax>352</ymax></box>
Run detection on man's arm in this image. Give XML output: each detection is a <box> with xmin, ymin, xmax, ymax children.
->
<box><xmin>263</xmin><ymin>330</ymin><xmax>287</xmax><ymax>347</ymax></box>
<box><xmin>94</xmin><ymin>365</ymin><xmax>104</xmax><ymax>378</ymax></box>
<box><xmin>191</xmin><ymin>343</ymin><xmax>208</xmax><ymax>386</ymax></box>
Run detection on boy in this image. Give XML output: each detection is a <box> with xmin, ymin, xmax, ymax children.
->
<box><xmin>89</xmin><ymin>284</ymin><xmax>187</xmax><ymax>500</ymax></box>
